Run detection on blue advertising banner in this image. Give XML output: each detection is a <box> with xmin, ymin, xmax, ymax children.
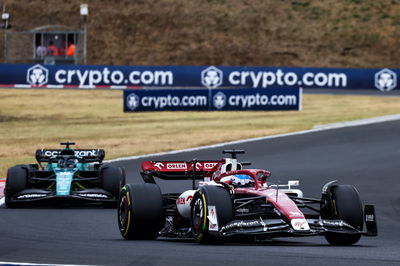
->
<box><xmin>0</xmin><ymin>63</ymin><xmax>397</xmax><ymax>91</ymax></box>
<box><xmin>123</xmin><ymin>88</ymin><xmax>301</xmax><ymax>112</ymax></box>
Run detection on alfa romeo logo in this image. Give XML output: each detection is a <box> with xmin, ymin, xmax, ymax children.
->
<box><xmin>201</xmin><ymin>66</ymin><xmax>223</xmax><ymax>89</ymax></box>
<box><xmin>27</xmin><ymin>64</ymin><xmax>48</xmax><ymax>86</ymax></box>
<box><xmin>375</xmin><ymin>68</ymin><xmax>397</xmax><ymax>92</ymax></box>
<box><xmin>126</xmin><ymin>93</ymin><xmax>140</xmax><ymax>110</ymax></box>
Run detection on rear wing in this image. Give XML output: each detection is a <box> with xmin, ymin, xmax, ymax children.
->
<box><xmin>35</xmin><ymin>149</ymin><xmax>105</xmax><ymax>163</ymax></box>
<box><xmin>141</xmin><ymin>160</ymin><xmax>224</xmax><ymax>184</ymax></box>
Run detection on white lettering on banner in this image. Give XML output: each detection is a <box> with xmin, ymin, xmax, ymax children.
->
<box><xmin>76</xmin><ymin>70</ymin><xmax>89</xmax><ymax>86</ymax></box>
<box><xmin>140</xmin><ymin>95</ymin><xmax>207</xmax><ymax>109</ymax></box>
<box><xmin>89</xmin><ymin>70</ymin><xmax>102</xmax><ymax>85</ymax></box>
<box><xmin>225</xmin><ymin>93</ymin><xmax>297</xmax><ymax>108</ymax></box>
<box><xmin>226</xmin><ymin>68</ymin><xmax>347</xmax><ymax>88</ymax></box>
<box><xmin>111</xmin><ymin>70</ymin><xmax>124</xmax><ymax>84</ymax></box>
<box><xmin>103</xmin><ymin>68</ymin><xmax>110</xmax><ymax>83</ymax></box>
<box><xmin>55</xmin><ymin>70</ymin><xmax>66</xmax><ymax>83</ymax></box>
<box><xmin>54</xmin><ymin>67</ymin><xmax>174</xmax><ymax>87</ymax></box>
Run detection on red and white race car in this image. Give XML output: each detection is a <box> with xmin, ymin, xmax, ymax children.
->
<box><xmin>117</xmin><ymin>150</ymin><xmax>377</xmax><ymax>245</ymax></box>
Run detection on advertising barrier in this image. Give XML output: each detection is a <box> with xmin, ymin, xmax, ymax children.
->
<box><xmin>123</xmin><ymin>88</ymin><xmax>301</xmax><ymax>112</ymax></box>
<box><xmin>0</xmin><ymin>63</ymin><xmax>398</xmax><ymax>91</ymax></box>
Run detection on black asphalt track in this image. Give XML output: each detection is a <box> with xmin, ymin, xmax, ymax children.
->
<box><xmin>1</xmin><ymin>120</ymin><xmax>400</xmax><ymax>266</ymax></box>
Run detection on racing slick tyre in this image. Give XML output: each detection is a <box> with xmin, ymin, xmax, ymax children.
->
<box><xmin>191</xmin><ymin>185</ymin><xmax>234</xmax><ymax>244</ymax></box>
<box><xmin>101</xmin><ymin>166</ymin><xmax>126</xmax><ymax>207</ymax></box>
<box><xmin>118</xmin><ymin>183</ymin><xmax>164</xmax><ymax>240</ymax></box>
<box><xmin>5</xmin><ymin>165</ymin><xmax>28</xmax><ymax>208</ymax></box>
<box><xmin>324</xmin><ymin>184</ymin><xmax>363</xmax><ymax>245</ymax></box>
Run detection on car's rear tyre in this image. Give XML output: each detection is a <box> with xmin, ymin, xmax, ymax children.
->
<box><xmin>191</xmin><ymin>185</ymin><xmax>233</xmax><ymax>244</ymax></box>
<box><xmin>118</xmin><ymin>183</ymin><xmax>164</xmax><ymax>240</ymax></box>
<box><xmin>101</xmin><ymin>166</ymin><xmax>126</xmax><ymax>205</ymax></box>
<box><xmin>323</xmin><ymin>184</ymin><xmax>363</xmax><ymax>245</ymax></box>
<box><xmin>5</xmin><ymin>165</ymin><xmax>28</xmax><ymax>208</ymax></box>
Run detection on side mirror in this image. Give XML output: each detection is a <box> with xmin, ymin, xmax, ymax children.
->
<box><xmin>288</xmin><ymin>180</ymin><xmax>299</xmax><ymax>188</ymax></box>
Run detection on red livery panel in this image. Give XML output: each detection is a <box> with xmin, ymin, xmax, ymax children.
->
<box><xmin>142</xmin><ymin>160</ymin><xmax>224</xmax><ymax>173</ymax></box>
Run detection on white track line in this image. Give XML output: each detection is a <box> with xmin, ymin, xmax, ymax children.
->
<box><xmin>0</xmin><ymin>262</ymin><xmax>94</xmax><ymax>266</ymax></box>
<box><xmin>106</xmin><ymin>113</ymin><xmax>400</xmax><ymax>163</ymax></box>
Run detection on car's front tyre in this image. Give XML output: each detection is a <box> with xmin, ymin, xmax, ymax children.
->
<box><xmin>191</xmin><ymin>185</ymin><xmax>233</xmax><ymax>244</ymax></box>
<box><xmin>5</xmin><ymin>165</ymin><xmax>28</xmax><ymax>208</ymax></box>
<box><xmin>323</xmin><ymin>184</ymin><xmax>363</xmax><ymax>245</ymax></box>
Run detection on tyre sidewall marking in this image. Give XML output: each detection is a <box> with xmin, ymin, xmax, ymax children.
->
<box><xmin>195</xmin><ymin>192</ymin><xmax>207</xmax><ymax>241</ymax></box>
<box><xmin>124</xmin><ymin>191</ymin><xmax>132</xmax><ymax>237</ymax></box>
<box><xmin>119</xmin><ymin>187</ymin><xmax>132</xmax><ymax>237</ymax></box>
<box><xmin>201</xmin><ymin>193</ymin><xmax>207</xmax><ymax>231</ymax></box>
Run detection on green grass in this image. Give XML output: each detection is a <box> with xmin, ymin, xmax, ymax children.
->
<box><xmin>1</xmin><ymin>88</ymin><xmax>400</xmax><ymax>177</ymax></box>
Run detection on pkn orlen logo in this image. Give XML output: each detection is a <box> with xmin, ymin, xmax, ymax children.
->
<box><xmin>375</xmin><ymin>68</ymin><xmax>397</xmax><ymax>92</ymax></box>
<box><xmin>201</xmin><ymin>66</ymin><xmax>223</xmax><ymax>89</ymax></box>
<box><xmin>27</xmin><ymin>64</ymin><xmax>49</xmax><ymax>86</ymax></box>
<box><xmin>126</xmin><ymin>93</ymin><xmax>140</xmax><ymax>111</ymax></box>
<box><xmin>213</xmin><ymin>91</ymin><xmax>226</xmax><ymax>110</ymax></box>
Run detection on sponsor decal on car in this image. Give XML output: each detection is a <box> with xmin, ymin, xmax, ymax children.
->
<box><xmin>221</xmin><ymin>220</ymin><xmax>262</xmax><ymax>231</ymax></box>
<box><xmin>43</xmin><ymin>149</ymin><xmax>98</xmax><ymax>158</ymax></box>
<box><xmin>177</xmin><ymin>196</ymin><xmax>186</xmax><ymax>205</ymax></box>
<box><xmin>204</xmin><ymin>162</ymin><xmax>218</xmax><ymax>169</ymax></box>
<box><xmin>17</xmin><ymin>194</ymin><xmax>47</xmax><ymax>199</ymax></box>
<box><xmin>166</xmin><ymin>163</ymin><xmax>187</xmax><ymax>170</ymax></box>
<box><xmin>153</xmin><ymin>162</ymin><xmax>165</xmax><ymax>169</ymax></box>
<box><xmin>177</xmin><ymin>195</ymin><xmax>193</xmax><ymax>205</ymax></box>
<box><xmin>208</xmin><ymin>206</ymin><xmax>219</xmax><ymax>231</ymax></box>
<box><xmin>365</xmin><ymin>214</ymin><xmax>375</xmax><ymax>222</ymax></box>
<box><xmin>80</xmin><ymin>193</ymin><xmax>109</xmax><ymax>199</ymax></box>
<box><xmin>237</xmin><ymin>208</ymin><xmax>250</xmax><ymax>213</ymax></box>
<box><xmin>322</xmin><ymin>219</ymin><xmax>351</xmax><ymax>228</ymax></box>
<box><xmin>290</xmin><ymin>218</ymin><xmax>310</xmax><ymax>231</ymax></box>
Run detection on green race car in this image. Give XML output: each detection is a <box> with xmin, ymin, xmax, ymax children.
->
<box><xmin>5</xmin><ymin>142</ymin><xmax>126</xmax><ymax>207</ymax></box>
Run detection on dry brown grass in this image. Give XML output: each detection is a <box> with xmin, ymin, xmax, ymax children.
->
<box><xmin>1</xmin><ymin>0</ymin><xmax>400</xmax><ymax>67</ymax></box>
<box><xmin>1</xmin><ymin>88</ymin><xmax>400</xmax><ymax>177</ymax></box>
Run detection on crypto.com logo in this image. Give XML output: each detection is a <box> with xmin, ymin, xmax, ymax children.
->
<box><xmin>213</xmin><ymin>91</ymin><xmax>226</xmax><ymax>110</ymax></box>
<box><xmin>375</xmin><ymin>68</ymin><xmax>397</xmax><ymax>92</ymax></box>
<box><xmin>201</xmin><ymin>66</ymin><xmax>223</xmax><ymax>89</ymax></box>
<box><xmin>126</xmin><ymin>93</ymin><xmax>140</xmax><ymax>110</ymax></box>
<box><xmin>27</xmin><ymin>64</ymin><xmax>49</xmax><ymax>86</ymax></box>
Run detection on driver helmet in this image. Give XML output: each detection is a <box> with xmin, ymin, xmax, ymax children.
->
<box><xmin>58</xmin><ymin>158</ymin><xmax>66</xmax><ymax>168</ymax></box>
<box><xmin>221</xmin><ymin>174</ymin><xmax>254</xmax><ymax>187</ymax></box>
<box><xmin>65</xmin><ymin>157</ymin><xmax>78</xmax><ymax>168</ymax></box>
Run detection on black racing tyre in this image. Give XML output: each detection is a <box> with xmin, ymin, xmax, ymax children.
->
<box><xmin>101</xmin><ymin>166</ymin><xmax>126</xmax><ymax>198</ymax></box>
<box><xmin>118</xmin><ymin>183</ymin><xmax>164</xmax><ymax>240</ymax></box>
<box><xmin>191</xmin><ymin>185</ymin><xmax>234</xmax><ymax>244</ymax></box>
<box><xmin>324</xmin><ymin>184</ymin><xmax>363</xmax><ymax>246</ymax></box>
<box><xmin>5</xmin><ymin>165</ymin><xmax>28</xmax><ymax>208</ymax></box>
